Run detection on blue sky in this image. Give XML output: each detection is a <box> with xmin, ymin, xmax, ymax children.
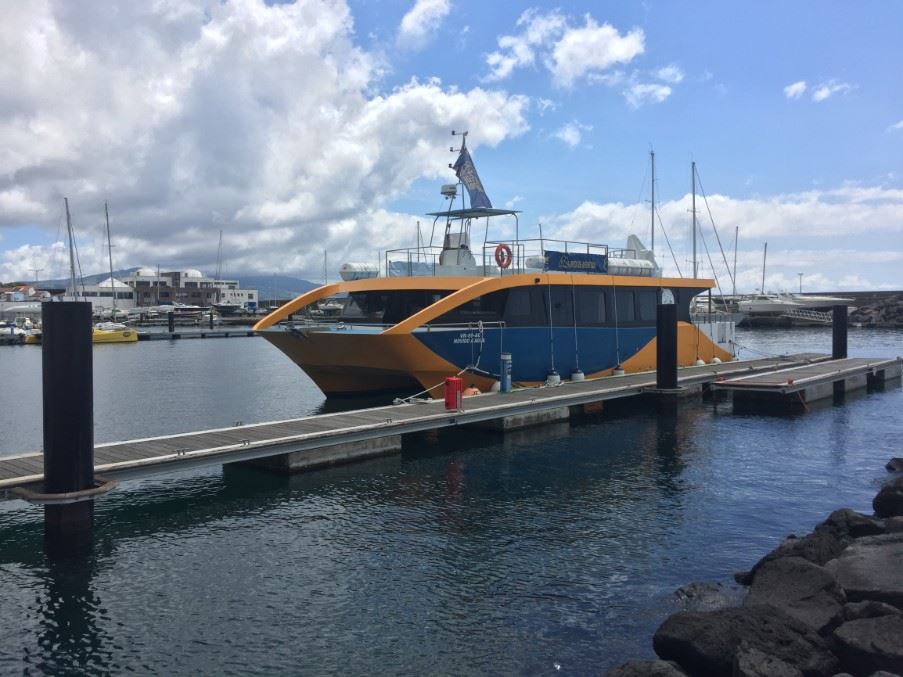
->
<box><xmin>1</xmin><ymin>0</ymin><xmax>901</xmax><ymax>291</ymax></box>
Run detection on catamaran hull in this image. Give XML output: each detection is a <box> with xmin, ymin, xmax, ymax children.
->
<box><xmin>259</xmin><ymin>322</ymin><xmax>732</xmax><ymax>397</ymax></box>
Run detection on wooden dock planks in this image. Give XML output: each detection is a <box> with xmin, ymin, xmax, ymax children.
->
<box><xmin>0</xmin><ymin>353</ymin><xmax>858</xmax><ymax>493</ymax></box>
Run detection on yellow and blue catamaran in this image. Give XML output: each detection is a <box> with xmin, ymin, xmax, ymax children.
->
<box><xmin>255</xmin><ymin>133</ymin><xmax>733</xmax><ymax>396</ymax></box>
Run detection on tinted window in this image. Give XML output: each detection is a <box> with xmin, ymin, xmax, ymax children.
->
<box><xmin>575</xmin><ymin>287</ymin><xmax>606</xmax><ymax>325</ymax></box>
<box><xmin>339</xmin><ymin>290</ymin><xmax>450</xmax><ymax>324</ymax></box>
<box><xmin>637</xmin><ymin>290</ymin><xmax>657</xmax><ymax>321</ymax></box>
<box><xmin>614</xmin><ymin>289</ymin><xmax>635</xmax><ymax>322</ymax></box>
<box><xmin>547</xmin><ymin>287</ymin><xmax>573</xmax><ymax>326</ymax></box>
<box><xmin>503</xmin><ymin>287</ymin><xmax>548</xmax><ymax>326</ymax></box>
<box><xmin>505</xmin><ymin>288</ymin><xmax>531</xmax><ymax>317</ymax></box>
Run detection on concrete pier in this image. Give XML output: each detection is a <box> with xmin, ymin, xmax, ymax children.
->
<box><xmin>236</xmin><ymin>435</ymin><xmax>402</xmax><ymax>473</ymax></box>
<box><xmin>476</xmin><ymin>405</ymin><xmax>571</xmax><ymax>431</ymax></box>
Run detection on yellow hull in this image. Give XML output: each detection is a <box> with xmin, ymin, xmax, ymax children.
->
<box><xmin>260</xmin><ymin>322</ymin><xmax>732</xmax><ymax>397</ymax></box>
<box><xmin>23</xmin><ymin>328</ymin><xmax>139</xmax><ymax>344</ymax></box>
<box><xmin>92</xmin><ymin>328</ymin><xmax>138</xmax><ymax>343</ymax></box>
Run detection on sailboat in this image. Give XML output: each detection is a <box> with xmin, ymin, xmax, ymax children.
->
<box><xmin>51</xmin><ymin>199</ymin><xmax>138</xmax><ymax>344</ymax></box>
<box><xmin>91</xmin><ymin>203</ymin><xmax>138</xmax><ymax>342</ymax></box>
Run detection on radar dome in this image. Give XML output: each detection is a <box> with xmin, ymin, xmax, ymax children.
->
<box><xmin>182</xmin><ymin>269</ymin><xmax>204</xmax><ymax>278</ymax></box>
<box><xmin>136</xmin><ymin>267</ymin><xmax>157</xmax><ymax>277</ymax></box>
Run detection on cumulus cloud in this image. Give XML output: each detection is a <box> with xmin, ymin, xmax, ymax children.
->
<box><xmin>888</xmin><ymin>120</ymin><xmax>903</xmax><ymax>132</ymax></box>
<box><xmin>397</xmin><ymin>0</ymin><xmax>451</xmax><ymax>49</ymax></box>
<box><xmin>811</xmin><ymin>79</ymin><xmax>853</xmax><ymax>102</ymax></box>
<box><xmin>539</xmin><ymin>184</ymin><xmax>903</xmax><ymax>291</ymax></box>
<box><xmin>536</xmin><ymin>98</ymin><xmax>557</xmax><ymax>115</ymax></box>
<box><xmin>0</xmin><ymin>0</ymin><xmax>529</xmax><ymax>282</ymax></box>
<box><xmin>553</xmin><ymin>121</ymin><xmax>592</xmax><ymax>148</ymax></box>
<box><xmin>624</xmin><ymin>83</ymin><xmax>672</xmax><ymax>108</ymax></box>
<box><xmin>654</xmin><ymin>64</ymin><xmax>684</xmax><ymax>84</ymax></box>
<box><xmin>484</xmin><ymin>10</ymin><xmax>644</xmax><ymax>88</ymax></box>
<box><xmin>784</xmin><ymin>80</ymin><xmax>807</xmax><ymax>99</ymax></box>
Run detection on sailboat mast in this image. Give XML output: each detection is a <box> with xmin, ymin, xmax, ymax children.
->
<box><xmin>761</xmin><ymin>241</ymin><xmax>768</xmax><ymax>293</ymax></box>
<box><xmin>650</xmin><ymin>150</ymin><xmax>655</xmax><ymax>253</ymax></box>
<box><xmin>691</xmin><ymin>161</ymin><xmax>697</xmax><ymax>279</ymax></box>
<box><xmin>65</xmin><ymin>197</ymin><xmax>78</xmax><ymax>299</ymax></box>
<box><xmin>215</xmin><ymin>230</ymin><xmax>223</xmax><ymax>282</ymax></box>
<box><xmin>105</xmin><ymin>201</ymin><xmax>116</xmax><ymax>313</ymax></box>
<box><xmin>732</xmin><ymin>226</ymin><xmax>739</xmax><ymax>296</ymax></box>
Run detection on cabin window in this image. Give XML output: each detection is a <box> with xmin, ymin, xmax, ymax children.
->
<box><xmin>637</xmin><ymin>290</ymin><xmax>657</xmax><ymax>321</ymax></box>
<box><xmin>547</xmin><ymin>287</ymin><xmax>573</xmax><ymax>326</ymax></box>
<box><xmin>504</xmin><ymin>288</ymin><xmax>532</xmax><ymax>317</ymax></box>
<box><xmin>342</xmin><ymin>292</ymin><xmax>387</xmax><ymax>322</ymax></box>
<box><xmin>614</xmin><ymin>289</ymin><xmax>635</xmax><ymax>322</ymax></box>
<box><xmin>433</xmin><ymin>291</ymin><xmax>505</xmax><ymax>325</ymax></box>
<box><xmin>575</xmin><ymin>287</ymin><xmax>606</xmax><ymax>325</ymax></box>
<box><xmin>340</xmin><ymin>290</ymin><xmax>451</xmax><ymax>324</ymax></box>
<box><xmin>502</xmin><ymin>288</ymin><xmax>548</xmax><ymax>326</ymax></box>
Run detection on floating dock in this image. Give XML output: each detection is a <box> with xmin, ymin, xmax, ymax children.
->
<box><xmin>711</xmin><ymin>356</ymin><xmax>902</xmax><ymax>407</ymax></box>
<box><xmin>5</xmin><ymin>352</ymin><xmax>899</xmax><ymax>501</ymax></box>
<box><xmin>137</xmin><ymin>329</ymin><xmax>256</xmax><ymax>341</ymax></box>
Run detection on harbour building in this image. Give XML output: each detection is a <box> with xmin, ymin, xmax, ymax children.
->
<box><xmin>122</xmin><ymin>268</ymin><xmax>258</xmax><ymax>311</ymax></box>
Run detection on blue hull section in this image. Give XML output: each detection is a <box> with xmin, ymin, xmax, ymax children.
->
<box><xmin>413</xmin><ymin>326</ymin><xmax>655</xmax><ymax>381</ymax></box>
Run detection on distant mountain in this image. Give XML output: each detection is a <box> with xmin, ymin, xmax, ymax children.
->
<box><xmin>231</xmin><ymin>274</ymin><xmax>319</xmax><ymax>300</ymax></box>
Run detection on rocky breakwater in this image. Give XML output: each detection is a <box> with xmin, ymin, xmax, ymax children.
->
<box><xmin>608</xmin><ymin>458</ymin><xmax>903</xmax><ymax>677</ymax></box>
<box><xmin>849</xmin><ymin>294</ymin><xmax>903</xmax><ymax>328</ymax></box>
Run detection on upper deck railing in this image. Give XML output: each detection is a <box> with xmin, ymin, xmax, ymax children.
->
<box><xmin>384</xmin><ymin>238</ymin><xmax>640</xmax><ymax>277</ymax></box>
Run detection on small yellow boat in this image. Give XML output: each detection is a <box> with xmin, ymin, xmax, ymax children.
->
<box><xmin>22</xmin><ymin>324</ymin><xmax>138</xmax><ymax>344</ymax></box>
<box><xmin>92</xmin><ymin>323</ymin><xmax>138</xmax><ymax>343</ymax></box>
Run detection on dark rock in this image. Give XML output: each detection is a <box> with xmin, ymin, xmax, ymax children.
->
<box><xmin>833</xmin><ymin>615</ymin><xmax>903</xmax><ymax>675</ymax></box>
<box><xmin>735</xmin><ymin>570</ymin><xmax>754</xmax><ymax>586</ymax></box>
<box><xmin>886</xmin><ymin>517</ymin><xmax>903</xmax><ymax>534</ymax></box>
<box><xmin>733</xmin><ymin>642</ymin><xmax>803</xmax><ymax>677</ymax></box>
<box><xmin>874</xmin><ymin>477</ymin><xmax>903</xmax><ymax>518</ymax></box>
<box><xmin>843</xmin><ymin>600</ymin><xmax>903</xmax><ymax>621</ymax></box>
<box><xmin>887</xmin><ymin>458</ymin><xmax>903</xmax><ymax>472</ymax></box>
<box><xmin>674</xmin><ymin>581</ymin><xmax>745</xmax><ymax>612</ymax></box>
<box><xmin>825</xmin><ymin>533</ymin><xmax>903</xmax><ymax>607</ymax></box>
<box><xmin>816</xmin><ymin>508</ymin><xmax>885</xmax><ymax>540</ymax></box>
<box><xmin>652</xmin><ymin>605</ymin><xmax>837</xmax><ymax>676</ymax></box>
<box><xmin>604</xmin><ymin>659</ymin><xmax>687</xmax><ymax>677</ymax></box>
<box><xmin>744</xmin><ymin>557</ymin><xmax>846</xmax><ymax>634</ymax></box>
<box><xmin>868</xmin><ymin>671</ymin><xmax>903</xmax><ymax>677</ymax></box>
<box><xmin>747</xmin><ymin>531</ymin><xmax>848</xmax><ymax>581</ymax></box>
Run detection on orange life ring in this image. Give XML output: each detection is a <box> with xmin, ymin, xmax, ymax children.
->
<box><xmin>494</xmin><ymin>243</ymin><xmax>513</xmax><ymax>269</ymax></box>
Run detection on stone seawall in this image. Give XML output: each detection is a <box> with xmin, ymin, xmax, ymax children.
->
<box><xmin>607</xmin><ymin>459</ymin><xmax>903</xmax><ymax>677</ymax></box>
<box><xmin>847</xmin><ymin>294</ymin><xmax>903</xmax><ymax>329</ymax></box>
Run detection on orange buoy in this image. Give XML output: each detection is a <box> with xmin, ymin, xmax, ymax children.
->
<box><xmin>494</xmin><ymin>243</ymin><xmax>513</xmax><ymax>269</ymax></box>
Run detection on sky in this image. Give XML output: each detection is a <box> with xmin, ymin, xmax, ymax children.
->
<box><xmin>1</xmin><ymin>0</ymin><xmax>901</xmax><ymax>292</ymax></box>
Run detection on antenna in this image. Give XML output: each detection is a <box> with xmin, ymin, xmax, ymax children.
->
<box><xmin>691</xmin><ymin>160</ymin><xmax>697</xmax><ymax>279</ymax></box>
<box><xmin>450</xmin><ymin>129</ymin><xmax>468</xmax><ymax>153</ymax></box>
<box><xmin>650</xmin><ymin>148</ymin><xmax>655</xmax><ymax>253</ymax></box>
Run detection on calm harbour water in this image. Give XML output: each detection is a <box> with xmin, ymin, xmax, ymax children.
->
<box><xmin>1</xmin><ymin>328</ymin><xmax>902</xmax><ymax>675</ymax></box>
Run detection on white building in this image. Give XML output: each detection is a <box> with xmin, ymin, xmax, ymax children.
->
<box><xmin>73</xmin><ymin>277</ymin><xmax>137</xmax><ymax>317</ymax></box>
<box><xmin>122</xmin><ymin>267</ymin><xmax>258</xmax><ymax>310</ymax></box>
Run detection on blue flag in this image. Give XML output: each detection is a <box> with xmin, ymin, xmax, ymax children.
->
<box><xmin>452</xmin><ymin>147</ymin><xmax>492</xmax><ymax>209</ymax></box>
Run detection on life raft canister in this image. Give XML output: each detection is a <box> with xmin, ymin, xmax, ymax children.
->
<box><xmin>494</xmin><ymin>243</ymin><xmax>513</xmax><ymax>269</ymax></box>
